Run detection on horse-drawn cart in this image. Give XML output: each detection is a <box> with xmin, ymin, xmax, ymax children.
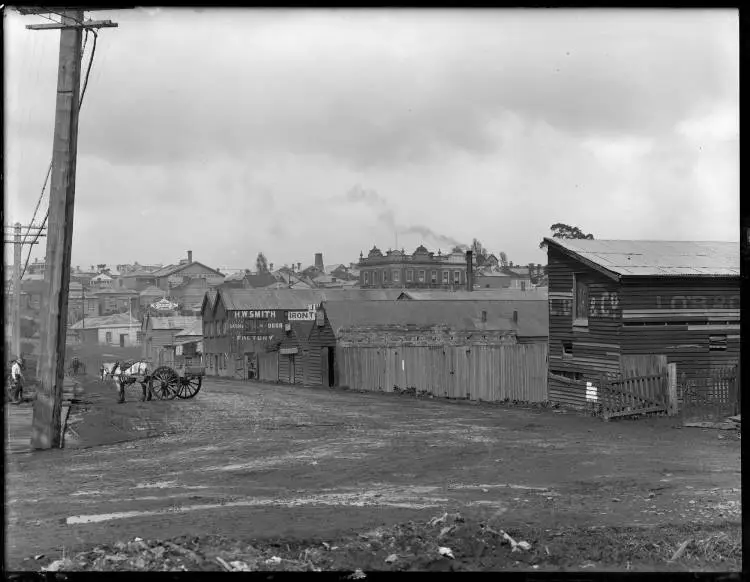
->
<box><xmin>149</xmin><ymin>365</ymin><xmax>204</xmax><ymax>400</ymax></box>
<box><xmin>105</xmin><ymin>360</ymin><xmax>204</xmax><ymax>402</ymax></box>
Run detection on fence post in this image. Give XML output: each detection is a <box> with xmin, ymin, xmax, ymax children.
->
<box><xmin>666</xmin><ymin>363</ymin><xmax>678</xmax><ymax>416</ymax></box>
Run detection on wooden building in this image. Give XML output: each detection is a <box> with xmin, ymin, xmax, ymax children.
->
<box><xmin>150</xmin><ymin>251</ymin><xmax>225</xmax><ymax>291</ymax></box>
<box><xmin>200</xmin><ymin>287</ymin><xmax>405</xmax><ymax>381</ymax></box>
<box><xmin>545</xmin><ymin>238</ymin><xmax>740</xmax><ymax>406</ymax></box>
<box><xmin>69</xmin><ymin>314</ymin><xmax>141</xmax><ymax>347</ymax></box>
<box><xmin>142</xmin><ymin>314</ymin><xmax>201</xmax><ymax>366</ymax></box>
<box><xmin>173</xmin><ymin>319</ymin><xmax>203</xmax><ymax>371</ymax></box>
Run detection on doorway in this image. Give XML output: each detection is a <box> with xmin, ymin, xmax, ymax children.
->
<box><xmin>327</xmin><ymin>348</ymin><xmax>335</xmax><ymax>387</ymax></box>
<box><xmin>289</xmin><ymin>355</ymin><xmax>295</xmax><ymax>384</ymax></box>
<box><xmin>119</xmin><ymin>334</ymin><xmax>126</xmax><ymax>347</ymax></box>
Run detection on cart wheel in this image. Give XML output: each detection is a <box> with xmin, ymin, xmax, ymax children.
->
<box><xmin>176</xmin><ymin>375</ymin><xmax>202</xmax><ymax>399</ymax></box>
<box><xmin>150</xmin><ymin>367</ymin><xmax>179</xmax><ymax>400</ymax></box>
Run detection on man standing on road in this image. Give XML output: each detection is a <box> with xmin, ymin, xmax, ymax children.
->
<box><xmin>10</xmin><ymin>356</ymin><xmax>24</xmax><ymax>404</ymax></box>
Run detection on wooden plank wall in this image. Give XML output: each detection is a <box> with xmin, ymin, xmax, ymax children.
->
<box><xmin>548</xmin><ymin>373</ymin><xmax>588</xmax><ymax>409</ymax></box>
<box><xmin>546</xmin><ymin>246</ymin><xmax>622</xmax><ymax>382</ymax></box>
<box><xmin>620</xmin><ymin>278</ymin><xmax>740</xmax><ymax>380</ymax></box>
<box><xmin>258</xmin><ymin>351</ymin><xmax>279</xmax><ymax>382</ymax></box>
<box><xmin>337</xmin><ymin>343</ymin><xmax>548</xmax><ymax>403</ymax></box>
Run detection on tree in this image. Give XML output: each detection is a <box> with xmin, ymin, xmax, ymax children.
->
<box><xmin>499</xmin><ymin>252</ymin><xmax>509</xmax><ymax>269</ymax></box>
<box><xmin>539</xmin><ymin>223</ymin><xmax>595</xmax><ymax>248</ymax></box>
<box><xmin>471</xmin><ymin>238</ymin><xmax>489</xmax><ymax>267</ymax></box>
<box><xmin>255</xmin><ymin>252</ymin><xmax>269</xmax><ymax>274</ymax></box>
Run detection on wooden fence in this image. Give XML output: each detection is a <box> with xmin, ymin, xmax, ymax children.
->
<box><xmin>679</xmin><ymin>364</ymin><xmax>740</xmax><ymax>422</ymax></box>
<box><xmin>337</xmin><ymin>343</ymin><xmax>548</xmax><ymax>403</ymax></box>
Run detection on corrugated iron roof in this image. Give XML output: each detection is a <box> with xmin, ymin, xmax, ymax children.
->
<box><xmin>70</xmin><ymin>313</ymin><xmax>140</xmax><ymax>329</ymax></box>
<box><xmin>217</xmin><ymin>288</ymin><xmax>402</xmax><ymax>311</ymax></box>
<box><xmin>91</xmin><ymin>288</ymin><xmax>139</xmax><ymax>295</ymax></box>
<box><xmin>399</xmin><ymin>289</ymin><xmax>547</xmax><ymax>301</ymax></box>
<box><xmin>545</xmin><ymin>238</ymin><xmax>739</xmax><ymax>278</ymax></box>
<box><xmin>175</xmin><ymin>319</ymin><xmax>203</xmax><ymax>337</ymax></box>
<box><xmin>147</xmin><ymin>316</ymin><xmax>201</xmax><ymax>330</ymax></box>
<box><xmin>322</xmin><ymin>301</ymin><xmax>547</xmax><ymax>336</ymax></box>
<box><xmin>150</xmin><ymin>261</ymin><xmax>224</xmax><ymax>278</ymax></box>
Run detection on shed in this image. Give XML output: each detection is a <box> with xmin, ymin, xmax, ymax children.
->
<box><xmin>278</xmin><ymin>321</ymin><xmax>314</xmax><ymax>385</ymax></box>
<box><xmin>544</xmin><ymin>237</ymin><xmax>740</xmax><ymax>407</ymax></box>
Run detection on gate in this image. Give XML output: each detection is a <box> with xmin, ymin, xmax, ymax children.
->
<box><xmin>597</xmin><ymin>371</ymin><xmax>670</xmax><ymax>419</ymax></box>
<box><xmin>679</xmin><ymin>364</ymin><xmax>740</xmax><ymax>422</ymax></box>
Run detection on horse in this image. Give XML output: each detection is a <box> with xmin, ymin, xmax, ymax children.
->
<box><xmin>110</xmin><ymin>361</ymin><xmax>152</xmax><ymax>403</ymax></box>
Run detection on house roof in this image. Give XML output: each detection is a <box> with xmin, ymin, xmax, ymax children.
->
<box><xmin>150</xmin><ymin>261</ymin><xmax>225</xmax><ymax>278</ymax></box>
<box><xmin>70</xmin><ymin>313</ymin><xmax>140</xmax><ymax>329</ymax></box>
<box><xmin>146</xmin><ymin>315</ymin><xmax>201</xmax><ymax>330</ymax></box>
<box><xmin>244</xmin><ymin>273</ymin><xmax>278</xmax><ymax>288</ymax></box>
<box><xmin>175</xmin><ymin>319</ymin><xmax>203</xmax><ymax>338</ymax></box>
<box><xmin>544</xmin><ymin>238</ymin><xmax>740</xmax><ymax>278</ymax></box>
<box><xmin>140</xmin><ymin>285</ymin><xmax>165</xmax><ymax>297</ymax></box>
<box><xmin>322</xmin><ymin>301</ymin><xmax>520</xmax><ymax>334</ymax></box>
<box><xmin>92</xmin><ymin>288</ymin><xmax>139</xmax><ymax>295</ymax></box>
<box><xmin>399</xmin><ymin>289</ymin><xmax>547</xmax><ymax>301</ymax></box>
<box><xmin>214</xmin><ymin>288</ymin><xmax>403</xmax><ymax>313</ymax></box>
<box><xmin>119</xmin><ymin>269</ymin><xmax>159</xmax><ymax>278</ymax></box>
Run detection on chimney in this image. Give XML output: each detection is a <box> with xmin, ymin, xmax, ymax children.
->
<box><xmin>465</xmin><ymin>250</ymin><xmax>473</xmax><ymax>292</ymax></box>
<box><xmin>513</xmin><ymin>310</ymin><xmax>518</xmax><ymax>323</ymax></box>
<box><xmin>187</xmin><ymin>250</ymin><xmax>193</xmax><ymax>263</ymax></box>
<box><xmin>315</xmin><ymin>253</ymin><xmax>324</xmax><ymax>271</ymax></box>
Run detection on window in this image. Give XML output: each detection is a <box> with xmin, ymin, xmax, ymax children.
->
<box><xmin>442</xmin><ymin>271</ymin><xmax>449</xmax><ymax>284</ymax></box>
<box><xmin>562</xmin><ymin>341</ymin><xmax>573</xmax><ymax>357</ymax></box>
<box><xmin>106</xmin><ymin>331</ymin><xmax>112</xmax><ymax>343</ymax></box>
<box><xmin>418</xmin><ymin>270</ymin><xmax>425</xmax><ymax>283</ymax></box>
<box><xmin>381</xmin><ymin>270</ymin><xmax>387</xmax><ymax>283</ymax></box>
<box><xmin>393</xmin><ymin>270</ymin><xmax>400</xmax><ymax>282</ymax></box>
<box><xmin>573</xmin><ymin>274</ymin><xmax>590</xmax><ymax>325</ymax></box>
<box><xmin>136</xmin><ymin>331</ymin><xmax>144</xmax><ymax>342</ymax></box>
<box><xmin>453</xmin><ymin>271</ymin><xmax>460</xmax><ymax>284</ymax></box>
<box><xmin>407</xmin><ymin>270</ymin><xmax>414</xmax><ymax>282</ymax></box>
<box><xmin>431</xmin><ymin>270</ymin><xmax>437</xmax><ymax>284</ymax></box>
<box><xmin>709</xmin><ymin>335</ymin><xmax>727</xmax><ymax>351</ymax></box>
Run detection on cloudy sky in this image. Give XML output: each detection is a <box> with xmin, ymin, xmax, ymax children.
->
<box><xmin>4</xmin><ymin>8</ymin><xmax>738</xmax><ymax>272</ymax></box>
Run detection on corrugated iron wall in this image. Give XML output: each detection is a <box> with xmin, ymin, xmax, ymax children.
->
<box><xmin>337</xmin><ymin>343</ymin><xmax>548</xmax><ymax>402</ymax></box>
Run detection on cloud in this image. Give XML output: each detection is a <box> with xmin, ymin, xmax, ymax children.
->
<box><xmin>9</xmin><ymin>9</ymin><xmax>737</xmax><ymax>172</ymax></box>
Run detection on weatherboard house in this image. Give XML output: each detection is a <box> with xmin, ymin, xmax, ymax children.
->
<box><xmin>544</xmin><ymin>238</ymin><xmax>739</xmax><ymax>406</ymax></box>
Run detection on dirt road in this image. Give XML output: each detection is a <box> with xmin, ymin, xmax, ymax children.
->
<box><xmin>5</xmin><ymin>376</ymin><xmax>741</xmax><ymax>570</ymax></box>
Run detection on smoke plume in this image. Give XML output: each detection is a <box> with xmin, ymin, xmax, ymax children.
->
<box><xmin>345</xmin><ymin>184</ymin><xmax>467</xmax><ymax>250</ymax></box>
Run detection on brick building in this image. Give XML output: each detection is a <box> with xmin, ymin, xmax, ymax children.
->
<box><xmin>358</xmin><ymin>245</ymin><xmax>473</xmax><ymax>290</ymax></box>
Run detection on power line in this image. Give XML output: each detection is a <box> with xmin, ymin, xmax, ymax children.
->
<box><xmin>20</xmin><ymin>14</ymin><xmax>100</xmax><ymax>280</ymax></box>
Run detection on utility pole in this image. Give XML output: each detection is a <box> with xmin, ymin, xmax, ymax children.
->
<box><xmin>3</xmin><ymin>223</ymin><xmax>47</xmax><ymax>360</ymax></box>
<box><xmin>21</xmin><ymin>9</ymin><xmax>119</xmax><ymax>449</ymax></box>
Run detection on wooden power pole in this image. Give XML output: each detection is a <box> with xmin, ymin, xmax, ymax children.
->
<box><xmin>22</xmin><ymin>9</ymin><xmax>118</xmax><ymax>449</ymax></box>
<box><xmin>3</xmin><ymin>222</ymin><xmax>47</xmax><ymax>359</ymax></box>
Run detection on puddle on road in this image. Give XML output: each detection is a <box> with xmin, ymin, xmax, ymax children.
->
<box><xmin>66</xmin><ymin>489</ymin><xmax>448</xmax><ymax>525</ymax></box>
<box><xmin>448</xmin><ymin>483</ymin><xmax>551</xmax><ymax>492</ymax></box>
<box><xmin>200</xmin><ymin>440</ymin><xmax>387</xmax><ymax>473</ymax></box>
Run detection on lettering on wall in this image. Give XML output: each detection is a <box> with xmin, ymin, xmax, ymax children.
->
<box><xmin>655</xmin><ymin>295</ymin><xmax>740</xmax><ymax>310</ymax></box>
<box><xmin>589</xmin><ymin>291</ymin><xmax>620</xmax><ymax>318</ymax></box>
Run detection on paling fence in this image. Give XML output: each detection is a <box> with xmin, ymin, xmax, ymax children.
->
<box><xmin>678</xmin><ymin>364</ymin><xmax>740</xmax><ymax>422</ymax></box>
<box><xmin>337</xmin><ymin>343</ymin><xmax>548</xmax><ymax>403</ymax></box>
